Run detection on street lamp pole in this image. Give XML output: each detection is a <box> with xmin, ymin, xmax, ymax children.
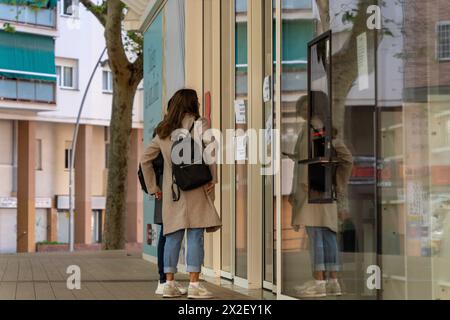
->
<box><xmin>68</xmin><ymin>47</ymin><xmax>107</xmax><ymax>252</ymax></box>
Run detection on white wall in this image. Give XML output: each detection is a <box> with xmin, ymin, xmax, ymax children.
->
<box><xmin>36</xmin><ymin>122</ymin><xmax>57</xmax><ymax>197</ymax></box>
<box><xmin>0</xmin><ymin>209</ymin><xmax>16</xmax><ymax>253</ymax></box>
<box><xmin>35</xmin><ymin>1</ymin><xmax>144</xmax><ymax>128</ymax></box>
<box><xmin>0</xmin><ymin>120</ymin><xmax>14</xmax><ymax>197</ymax></box>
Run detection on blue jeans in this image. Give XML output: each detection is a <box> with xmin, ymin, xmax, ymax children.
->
<box><xmin>157</xmin><ymin>225</ymin><xmax>166</xmax><ymax>283</ymax></box>
<box><xmin>306</xmin><ymin>227</ymin><xmax>341</xmax><ymax>272</ymax></box>
<box><xmin>164</xmin><ymin>228</ymin><xmax>204</xmax><ymax>273</ymax></box>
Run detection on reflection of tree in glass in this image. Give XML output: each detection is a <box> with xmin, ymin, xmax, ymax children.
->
<box><xmin>314</xmin><ymin>0</ymin><xmax>402</xmax><ymax>137</ymax></box>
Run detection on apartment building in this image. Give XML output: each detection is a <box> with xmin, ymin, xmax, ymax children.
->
<box><xmin>0</xmin><ymin>0</ymin><xmax>144</xmax><ymax>253</ymax></box>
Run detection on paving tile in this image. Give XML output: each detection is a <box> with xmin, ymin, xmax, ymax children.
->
<box><xmin>0</xmin><ymin>251</ymin><xmax>258</xmax><ymax>300</ymax></box>
<box><xmin>18</xmin><ymin>259</ymin><xmax>33</xmax><ymax>281</ymax></box>
<box><xmin>15</xmin><ymin>282</ymin><xmax>35</xmax><ymax>300</ymax></box>
<box><xmin>34</xmin><ymin>282</ymin><xmax>56</xmax><ymax>300</ymax></box>
<box><xmin>2</xmin><ymin>260</ymin><xmax>19</xmax><ymax>281</ymax></box>
<box><xmin>0</xmin><ymin>282</ymin><xmax>16</xmax><ymax>300</ymax></box>
<box><xmin>83</xmin><ymin>282</ymin><xmax>116</xmax><ymax>300</ymax></box>
<box><xmin>51</xmin><ymin>282</ymin><xmax>76</xmax><ymax>300</ymax></box>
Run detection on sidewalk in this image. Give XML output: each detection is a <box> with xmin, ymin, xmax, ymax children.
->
<box><xmin>0</xmin><ymin>250</ymin><xmax>253</xmax><ymax>300</ymax></box>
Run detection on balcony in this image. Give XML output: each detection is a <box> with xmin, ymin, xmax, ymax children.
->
<box><xmin>0</xmin><ymin>28</ymin><xmax>57</xmax><ymax>110</ymax></box>
<box><xmin>0</xmin><ymin>77</ymin><xmax>55</xmax><ymax>104</ymax></box>
<box><xmin>282</xmin><ymin>0</ymin><xmax>312</xmax><ymax>10</ymax></box>
<box><xmin>0</xmin><ymin>0</ymin><xmax>57</xmax><ymax>29</ymax></box>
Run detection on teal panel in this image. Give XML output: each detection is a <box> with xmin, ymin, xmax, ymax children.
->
<box><xmin>235</xmin><ymin>21</ymin><xmax>247</xmax><ymax>69</ymax></box>
<box><xmin>273</xmin><ymin>19</ymin><xmax>315</xmax><ymax>68</ymax></box>
<box><xmin>143</xmin><ymin>12</ymin><xmax>164</xmax><ymax>258</ymax></box>
<box><xmin>0</xmin><ymin>30</ymin><xmax>56</xmax><ymax>81</ymax></box>
<box><xmin>237</xmin><ymin>18</ymin><xmax>313</xmax><ymax>70</ymax></box>
<box><xmin>282</xmin><ymin>20</ymin><xmax>314</xmax><ymax>62</ymax></box>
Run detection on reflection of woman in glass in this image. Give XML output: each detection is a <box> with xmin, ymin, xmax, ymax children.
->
<box><xmin>289</xmin><ymin>95</ymin><xmax>353</xmax><ymax>298</ymax></box>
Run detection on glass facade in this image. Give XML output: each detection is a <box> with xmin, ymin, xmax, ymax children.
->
<box><xmin>234</xmin><ymin>0</ymin><xmax>248</xmax><ymax>280</ymax></box>
<box><xmin>278</xmin><ymin>0</ymin><xmax>450</xmax><ymax>300</ymax></box>
<box><xmin>142</xmin><ymin>0</ymin><xmax>185</xmax><ymax>260</ymax></box>
<box><xmin>140</xmin><ymin>0</ymin><xmax>450</xmax><ymax>300</ymax></box>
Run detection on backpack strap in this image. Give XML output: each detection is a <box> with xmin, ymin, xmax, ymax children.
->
<box><xmin>189</xmin><ymin>122</ymin><xmax>195</xmax><ymax>133</ymax></box>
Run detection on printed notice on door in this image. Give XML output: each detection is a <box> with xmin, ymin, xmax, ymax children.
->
<box><xmin>234</xmin><ymin>100</ymin><xmax>247</xmax><ymax>124</ymax></box>
<box><xmin>235</xmin><ymin>135</ymin><xmax>247</xmax><ymax>161</ymax></box>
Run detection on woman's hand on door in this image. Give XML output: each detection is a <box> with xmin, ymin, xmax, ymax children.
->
<box><xmin>204</xmin><ymin>182</ymin><xmax>215</xmax><ymax>195</ymax></box>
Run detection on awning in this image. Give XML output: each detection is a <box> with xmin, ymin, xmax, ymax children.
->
<box><xmin>0</xmin><ymin>0</ymin><xmax>58</xmax><ymax>9</ymax></box>
<box><xmin>0</xmin><ymin>30</ymin><xmax>56</xmax><ymax>82</ymax></box>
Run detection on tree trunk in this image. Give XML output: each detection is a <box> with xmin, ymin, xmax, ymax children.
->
<box><xmin>103</xmin><ymin>80</ymin><xmax>138</xmax><ymax>250</ymax></box>
<box><xmin>316</xmin><ymin>0</ymin><xmax>379</xmax><ymax>138</ymax></box>
<box><xmin>78</xmin><ymin>0</ymin><xmax>143</xmax><ymax>250</ymax></box>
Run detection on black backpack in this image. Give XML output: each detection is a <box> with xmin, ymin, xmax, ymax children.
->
<box><xmin>138</xmin><ymin>152</ymin><xmax>164</xmax><ymax>195</ymax></box>
<box><xmin>171</xmin><ymin>123</ymin><xmax>212</xmax><ymax>201</ymax></box>
<box><xmin>138</xmin><ymin>129</ymin><xmax>164</xmax><ymax>195</ymax></box>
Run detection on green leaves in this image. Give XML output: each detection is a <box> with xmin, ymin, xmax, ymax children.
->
<box><xmin>381</xmin><ymin>27</ymin><xmax>393</xmax><ymax>37</ymax></box>
<box><xmin>90</xmin><ymin>0</ymin><xmax>107</xmax><ymax>16</ymax></box>
<box><xmin>124</xmin><ymin>30</ymin><xmax>143</xmax><ymax>55</ymax></box>
<box><xmin>342</xmin><ymin>9</ymin><xmax>358</xmax><ymax>25</ymax></box>
<box><xmin>2</xmin><ymin>22</ymin><xmax>15</xmax><ymax>32</ymax></box>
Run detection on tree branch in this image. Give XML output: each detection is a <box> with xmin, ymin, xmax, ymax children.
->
<box><xmin>316</xmin><ymin>0</ymin><xmax>330</xmax><ymax>33</ymax></box>
<box><xmin>131</xmin><ymin>53</ymin><xmax>144</xmax><ymax>85</ymax></box>
<box><xmin>79</xmin><ymin>0</ymin><xmax>107</xmax><ymax>26</ymax></box>
<box><xmin>105</xmin><ymin>0</ymin><xmax>132</xmax><ymax>80</ymax></box>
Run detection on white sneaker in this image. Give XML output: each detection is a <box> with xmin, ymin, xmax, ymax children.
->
<box><xmin>326</xmin><ymin>280</ymin><xmax>342</xmax><ymax>296</ymax></box>
<box><xmin>163</xmin><ymin>283</ymin><xmax>182</xmax><ymax>298</ymax></box>
<box><xmin>293</xmin><ymin>280</ymin><xmax>316</xmax><ymax>293</ymax></box>
<box><xmin>296</xmin><ymin>281</ymin><xmax>327</xmax><ymax>298</ymax></box>
<box><xmin>187</xmin><ymin>284</ymin><xmax>214</xmax><ymax>299</ymax></box>
<box><xmin>174</xmin><ymin>281</ymin><xmax>187</xmax><ymax>295</ymax></box>
<box><xmin>155</xmin><ymin>281</ymin><xmax>165</xmax><ymax>295</ymax></box>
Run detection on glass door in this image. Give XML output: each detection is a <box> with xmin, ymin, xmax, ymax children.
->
<box><xmin>263</xmin><ymin>0</ymin><xmax>275</xmax><ymax>290</ymax></box>
<box><xmin>278</xmin><ymin>0</ymin><xmax>379</xmax><ymax>299</ymax></box>
<box><xmin>220</xmin><ymin>0</ymin><xmax>235</xmax><ymax>280</ymax></box>
<box><xmin>234</xmin><ymin>0</ymin><xmax>249</xmax><ymax>281</ymax></box>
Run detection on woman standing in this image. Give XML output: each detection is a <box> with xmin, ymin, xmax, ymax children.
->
<box><xmin>152</xmin><ymin>98</ymin><xmax>187</xmax><ymax>296</ymax></box>
<box><xmin>140</xmin><ymin>89</ymin><xmax>221</xmax><ymax>299</ymax></box>
<box><xmin>289</xmin><ymin>95</ymin><xmax>353</xmax><ymax>298</ymax></box>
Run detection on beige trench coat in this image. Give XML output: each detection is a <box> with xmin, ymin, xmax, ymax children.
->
<box><xmin>289</xmin><ymin>123</ymin><xmax>353</xmax><ymax>233</ymax></box>
<box><xmin>140</xmin><ymin>115</ymin><xmax>222</xmax><ymax>236</ymax></box>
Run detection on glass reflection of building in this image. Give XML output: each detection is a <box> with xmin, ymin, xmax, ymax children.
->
<box><xmin>280</xmin><ymin>0</ymin><xmax>450</xmax><ymax>300</ymax></box>
<box><xmin>133</xmin><ymin>0</ymin><xmax>450</xmax><ymax>300</ymax></box>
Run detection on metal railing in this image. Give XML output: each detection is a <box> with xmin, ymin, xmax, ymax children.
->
<box><xmin>0</xmin><ymin>4</ymin><xmax>56</xmax><ymax>28</ymax></box>
<box><xmin>0</xmin><ymin>77</ymin><xmax>56</xmax><ymax>104</ymax></box>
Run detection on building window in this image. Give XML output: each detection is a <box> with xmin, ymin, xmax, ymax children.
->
<box><xmin>102</xmin><ymin>70</ymin><xmax>113</xmax><ymax>93</ymax></box>
<box><xmin>56</xmin><ymin>65</ymin><xmax>77</xmax><ymax>89</ymax></box>
<box><xmin>61</xmin><ymin>0</ymin><xmax>78</xmax><ymax>17</ymax></box>
<box><xmin>437</xmin><ymin>22</ymin><xmax>450</xmax><ymax>61</ymax></box>
<box><xmin>36</xmin><ymin>139</ymin><xmax>42</xmax><ymax>171</ymax></box>
<box><xmin>64</xmin><ymin>141</ymin><xmax>73</xmax><ymax>170</ymax></box>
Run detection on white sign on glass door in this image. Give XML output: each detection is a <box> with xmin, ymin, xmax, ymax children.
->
<box><xmin>263</xmin><ymin>75</ymin><xmax>271</xmax><ymax>103</ymax></box>
<box><xmin>234</xmin><ymin>100</ymin><xmax>247</xmax><ymax>124</ymax></box>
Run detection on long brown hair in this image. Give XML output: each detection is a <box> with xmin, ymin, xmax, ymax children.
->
<box><xmin>155</xmin><ymin>89</ymin><xmax>200</xmax><ymax>139</ymax></box>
